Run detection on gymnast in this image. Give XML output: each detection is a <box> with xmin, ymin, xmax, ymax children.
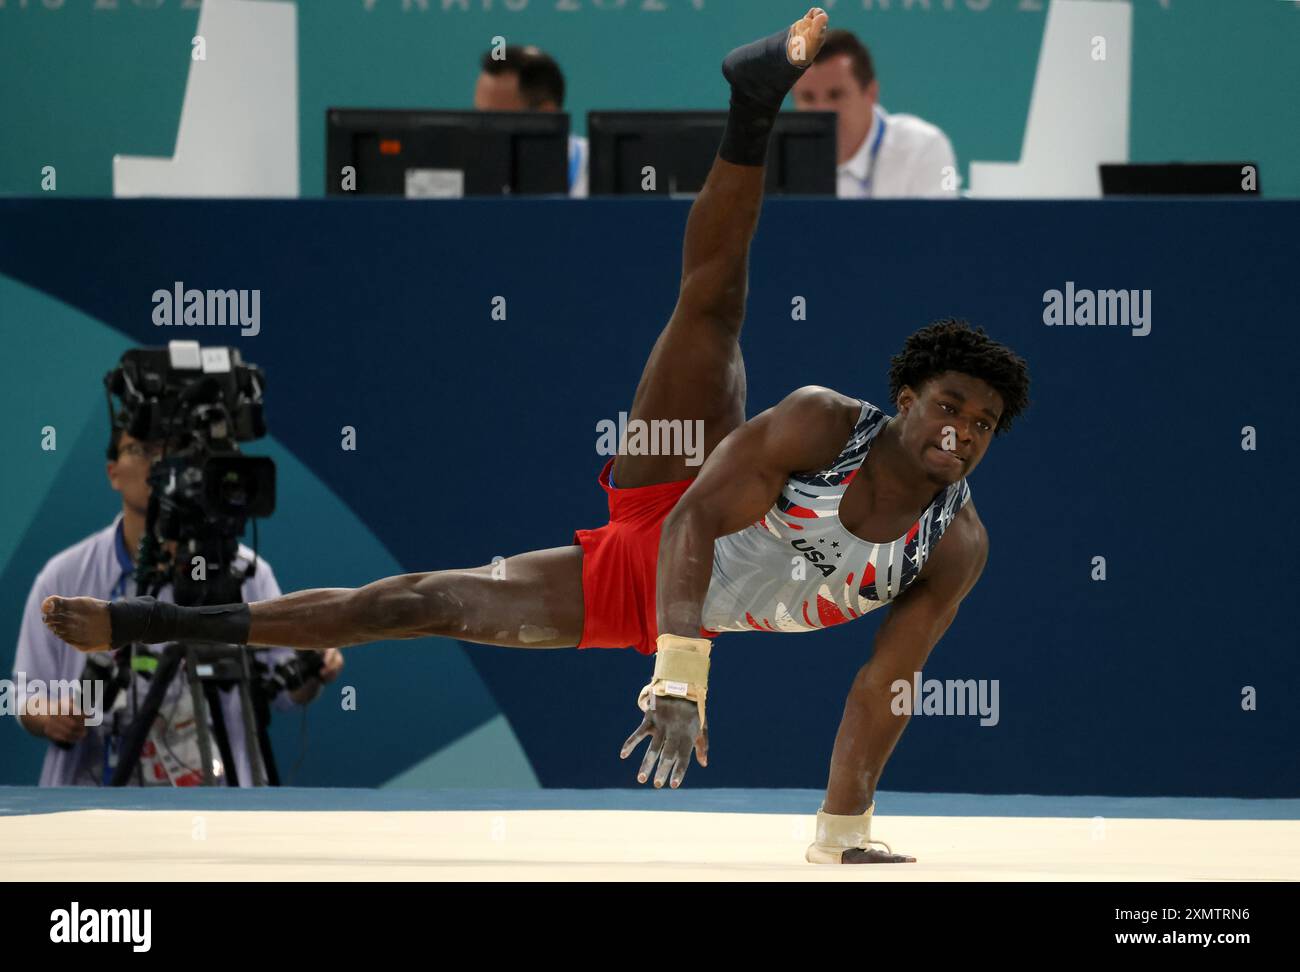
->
<box><xmin>42</xmin><ymin>7</ymin><xmax>1030</xmax><ymax>864</ymax></box>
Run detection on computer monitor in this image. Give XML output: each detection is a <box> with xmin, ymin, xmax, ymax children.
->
<box><xmin>325</xmin><ymin>108</ymin><xmax>570</xmax><ymax>197</ymax></box>
<box><xmin>587</xmin><ymin>111</ymin><xmax>837</xmax><ymax>196</ymax></box>
<box><xmin>1100</xmin><ymin>163</ymin><xmax>1261</xmax><ymax>197</ymax></box>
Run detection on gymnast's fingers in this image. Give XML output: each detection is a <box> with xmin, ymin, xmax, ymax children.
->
<box><xmin>637</xmin><ymin>730</ymin><xmax>665</xmax><ymax>784</ymax></box>
<box><xmin>840</xmin><ymin>847</ymin><xmax>917</xmax><ymax>864</ymax></box>
<box><xmin>660</xmin><ymin>728</ymin><xmax>695</xmax><ymax>788</ymax></box>
<box><xmin>694</xmin><ymin>726</ymin><xmax>709</xmax><ymax>768</ymax></box>
<box><xmin>654</xmin><ymin>752</ymin><xmax>676</xmax><ymax>789</ymax></box>
<box><xmin>620</xmin><ymin>715</ymin><xmax>654</xmax><ymax>759</ymax></box>
<box><xmin>669</xmin><ymin>749</ymin><xmax>692</xmax><ymax>789</ymax></box>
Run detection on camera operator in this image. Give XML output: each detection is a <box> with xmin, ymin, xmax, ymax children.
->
<box><xmin>13</xmin><ymin>422</ymin><xmax>343</xmax><ymax>786</ymax></box>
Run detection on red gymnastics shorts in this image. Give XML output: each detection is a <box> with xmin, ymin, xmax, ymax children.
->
<box><xmin>573</xmin><ymin>458</ymin><xmax>719</xmax><ymax>655</ymax></box>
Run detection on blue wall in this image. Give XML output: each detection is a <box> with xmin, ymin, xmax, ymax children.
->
<box><xmin>1</xmin><ymin>196</ymin><xmax>1297</xmax><ymax>797</ymax></box>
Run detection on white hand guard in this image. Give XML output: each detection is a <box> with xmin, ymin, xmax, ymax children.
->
<box><xmin>637</xmin><ymin>633</ymin><xmax>711</xmax><ymax>729</ymax></box>
<box><xmin>805</xmin><ymin>802</ymin><xmax>894</xmax><ymax>864</ymax></box>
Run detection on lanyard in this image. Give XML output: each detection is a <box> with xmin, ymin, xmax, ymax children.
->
<box><xmin>103</xmin><ymin>518</ymin><xmax>134</xmax><ymax>783</ymax></box>
<box><xmin>568</xmin><ymin>137</ymin><xmax>583</xmax><ymax>193</ymax></box>
<box><xmin>854</xmin><ymin>114</ymin><xmax>888</xmax><ymax>198</ymax></box>
<box><xmin>111</xmin><ymin>517</ymin><xmax>134</xmax><ymax>599</ymax></box>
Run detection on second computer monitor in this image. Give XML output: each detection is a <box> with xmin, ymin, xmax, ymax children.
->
<box><xmin>588</xmin><ymin>111</ymin><xmax>837</xmax><ymax>196</ymax></box>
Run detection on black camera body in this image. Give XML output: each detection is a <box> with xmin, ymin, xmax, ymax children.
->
<box><xmin>105</xmin><ymin>342</ymin><xmax>276</xmax><ymax>604</ymax></box>
<box><xmin>98</xmin><ymin>341</ymin><xmax>287</xmax><ymax>786</ymax></box>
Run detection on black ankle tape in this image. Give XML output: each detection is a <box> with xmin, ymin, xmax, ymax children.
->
<box><xmin>719</xmin><ymin>97</ymin><xmax>778</xmax><ymax>167</ymax></box>
<box><xmin>718</xmin><ymin>27</ymin><xmax>807</xmax><ymax>167</ymax></box>
<box><xmin>109</xmin><ymin>596</ymin><xmax>251</xmax><ymax>647</ymax></box>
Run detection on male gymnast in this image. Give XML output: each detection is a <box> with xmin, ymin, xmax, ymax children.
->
<box><xmin>42</xmin><ymin>7</ymin><xmax>1030</xmax><ymax>864</ymax></box>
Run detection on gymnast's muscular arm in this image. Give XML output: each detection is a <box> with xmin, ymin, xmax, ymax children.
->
<box><xmin>656</xmin><ymin>385</ymin><xmax>858</xmax><ymax>638</ymax></box>
<box><xmin>825</xmin><ymin>501</ymin><xmax>987</xmax><ymax>861</ymax></box>
<box><xmin>621</xmin><ymin>385</ymin><xmax>858</xmax><ymax>788</ymax></box>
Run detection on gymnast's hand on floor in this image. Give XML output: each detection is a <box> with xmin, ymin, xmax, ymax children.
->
<box><xmin>839</xmin><ymin>847</ymin><xmax>917</xmax><ymax>864</ymax></box>
<box><xmin>620</xmin><ymin>696</ymin><xmax>708</xmax><ymax>789</ymax></box>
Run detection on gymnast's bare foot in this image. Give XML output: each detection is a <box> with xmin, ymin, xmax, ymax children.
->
<box><xmin>42</xmin><ymin>595</ymin><xmax>112</xmax><ymax>653</ymax></box>
<box><xmin>721</xmin><ymin>8</ymin><xmax>829</xmax><ymax>110</ymax></box>
<box><xmin>787</xmin><ymin>7</ymin><xmax>830</xmax><ymax>67</ymax></box>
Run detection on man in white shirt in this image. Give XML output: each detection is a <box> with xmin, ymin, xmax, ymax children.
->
<box><xmin>792</xmin><ymin>29</ymin><xmax>958</xmax><ymax>198</ymax></box>
<box><xmin>474</xmin><ymin>44</ymin><xmax>588</xmax><ymax>198</ymax></box>
<box><xmin>12</xmin><ymin>427</ymin><xmax>343</xmax><ymax>786</ymax></box>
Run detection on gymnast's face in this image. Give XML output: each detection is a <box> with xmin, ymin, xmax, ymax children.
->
<box><xmin>107</xmin><ymin>432</ymin><xmax>164</xmax><ymax>518</ymax></box>
<box><xmin>895</xmin><ymin>372</ymin><xmax>1002</xmax><ymax>486</ymax></box>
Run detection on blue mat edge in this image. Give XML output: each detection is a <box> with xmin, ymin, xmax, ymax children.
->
<box><xmin>1</xmin><ymin>786</ymin><xmax>1297</xmax><ymax>820</ymax></box>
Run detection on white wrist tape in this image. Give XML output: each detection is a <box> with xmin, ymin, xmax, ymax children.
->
<box><xmin>637</xmin><ymin>633</ymin><xmax>711</xmax><ymax>729</ymax></box>
<box><xmin>805</xmin><ymin>802</ymin><xmax>893</xmax><ymax>864</ymax></box>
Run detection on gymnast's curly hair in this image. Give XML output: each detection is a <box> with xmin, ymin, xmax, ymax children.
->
<box><xmin>887</xmin><ymin>318</ymin><xmax>1031</xmax><ymax>437</ymax></box>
